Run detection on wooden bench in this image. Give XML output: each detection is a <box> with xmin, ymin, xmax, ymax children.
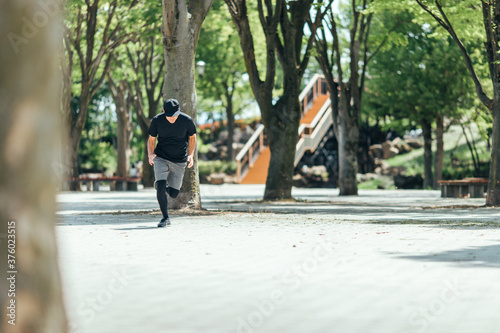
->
<box><xmin>66</xmin><ymin>177</ymin><xmax>141</xmax><ymax>191</ymax></box>
<box><xmin>438</xmin><ymin>178</ymin><xmax>488</xmax><ymax>198</ymax></box>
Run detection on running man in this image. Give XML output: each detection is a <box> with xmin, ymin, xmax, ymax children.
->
<box><xmin>148</xmin><ymin>98</ymin><xmax>197</xmax><ymax>227</ymax></box>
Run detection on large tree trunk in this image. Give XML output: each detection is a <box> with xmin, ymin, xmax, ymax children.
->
<box><xmin>421</xmin><ymin>119</ymin><xmax>433</xmax><ymax>189</ymax></box>
<box><xmin>162</xmin><ymin>0</ymin><xmax>213</xmax><ymax>209</ymax></box>
<box><xmin>109</xmin><ymin>78</ymin><xmax>133</xmax><ymax>177</ymax></box>
<box><xmin>487</xmin><ymin>105</ymin><xmax>500</xmax><ymax>205</ymax></box>
<box><xmin>264</xmin><ymin>94</ymin><xmax>301</xmax><ymax>199</ymax></box>
<box><xmin>142</xmin><ymin>140</ymin><xmax>155</xmax><ymax>187</ymax></box>
<box><xmin>69</xmin><ymin>100</ymin><xmax>89</xmax><ymax>180</ymax></box>
<box><xmin>163</xmin><ymin>41</ymin><xmax>201</xmax><ymax>209</ymax></box>
<box><xmin>433</xmin><ymin>114</ymin><xmax>444</xmax><ymax>190</ymax></box>
<box><xmin>226</xmin><ymin>90</ymin><xmax>235</xmax><ymax>161</ymax></box>
<box><xmin>0</xmin><ymin>0</ymin><xmax>67</xmax><ymax>331</ymax></box>
<box><xmin>338</xmin><ymin>115</ymin><xmax>359</xmax><ymax>195</ymax></box>
<box><xmin>116</xmin><ymin>108</ymin><xmax>133</xmax><ymax>177</ymax></box>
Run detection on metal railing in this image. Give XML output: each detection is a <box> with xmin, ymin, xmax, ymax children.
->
<box><xmin>295</xmin><ymin>99</ymin><xmax>333</xmax><ymax>166</ymax></box>
<box><xmin>235</xmin><ymin>74</ymin><xmax>330</xmax><ymax>183</ymax></box>
<box><xmin>235</xmin><ymin>124</ymin><xmax>265</xmax><ymax>182</ymax></box>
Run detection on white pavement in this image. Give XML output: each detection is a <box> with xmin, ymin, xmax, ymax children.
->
<box><xmin>56</xmin><ymin>185</ymin><xmax>500</xmax><ymax>333</ymax></box>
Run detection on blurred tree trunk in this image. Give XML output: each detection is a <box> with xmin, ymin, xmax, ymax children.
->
<box><xmin>126</xmin><ymin>38</ymin><xmax>164</xmax><ymax>188</ymax></box>
<box><xmin>0</xmin><ymin>0</ymin><xmax>67</xmax><ymax>332</ymax></box>
<box><xmin>162</xmin><ymin>0</ymin><xmax>213</xmax><ymax>209</ymax></box>
<box><xmin>224</xmin><ymin>82</ymin><xmax>235</xmax><ymax>160</ymax></box>
<box><xmin>421</xmin><ymin>118</ymin><xmax>433</xmax><ymax>189</ymax></box>
<box><xmin>433</xmin><ymin>114</ymin><xmax>444</xmax><ymax>189</ymax></box>
<box><xmin>108</xmin><ymin>77</ymin><xmax>133</xmax><ymax>177</ymax></box>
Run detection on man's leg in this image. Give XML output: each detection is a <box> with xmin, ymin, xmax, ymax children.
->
<box><xmin>166</xmin><ymin>160</ymin><xmax>186</xmax><ymax>200</ymax></box>
<box><xmin>153</xmin><ymin>157</ymin><xmax>171</xmax><ymax>227</ymax></box>
<box><xmin>166</xmin><ymin>186</ymin><xmax>180</xmax><ymax>198</ymax></box>
<box><xmin>156</xmin><ymin>179</ymin><xmax>169</xmax><ymax>220</ymax></box>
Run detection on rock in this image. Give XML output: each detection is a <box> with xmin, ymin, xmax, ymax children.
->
<box><xmin>382</xmin><ymin>141</ymin><xmax>393</xmax><ymax>159</ymax></box>
<box><xmin>223</xmin><ymin>175</ymin><xmax>237</xmax><ymax>184</ymax></box>
<box><xmin>384</xmin><ymin>146</ymin><xmax>399</xmax><ymax>159</ymax></box>
<box><xmin>357</xmin><ymin>173</ymin><xmax>378</xmax><ymax>183</ymax></box>
<box><xmin>369</xmin><ymin>144</ymin><xmax>383</xmax><ymax>159</ymax></box>
<box><xmin>297</xmin><ymin>165</ymin><xmax>328</xmax><ymax>187</ymax></box>
<box><xmin>382</xmin><ymin>141</ymin><xmax>399</xmax><ymax>159</ymax></box>
<box><xmin>373</xmin><ymin>158</ymin><xmax>389</xmax><ymax>174</ymax></box>
<box><xmin>392</xmin><ymin>137</ymin><xmax>402</xmax><ymax>145</ymax></box>
<box><xmin>292</xmin><ymin>174</ymin><xmax>307</xmax><ymax>187</ymax></box>
<box><xmin>307</xmin><ymin>165</ymin><xmax>328</xmax><ymax>177</ymax></box>
<box><xmin>406</xmin><ymin>139</ymin><xmax>423</xmax><ymax>149</ymax></box>
<box><xmin>207</xmin><ymin>173</ymin><xmax>225</xmax><ymax>185</ymax></box>
<box><xmin>206</xmin><ymin>145</ymin><xmax>219</xmax><ymax>160</ymax></box>
<box><xmin>395</xmin><ymin>142</ymin><xmax>412</xmax><ymax>154</ymax></box>
<box><xmin>394</xmin><ymin>174</ymin><xmax>423</xmax><ymax>189</ymax></box>
<box><xmin>386</xmin><ymin>166</ymin><xmax>405</xmax><ymax>176</ymax></box>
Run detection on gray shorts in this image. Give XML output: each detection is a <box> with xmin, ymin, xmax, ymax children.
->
<box><xmin>153</xmin><ymin>156</ymin><xmax>187</xmax><ymax>190</ymax></box>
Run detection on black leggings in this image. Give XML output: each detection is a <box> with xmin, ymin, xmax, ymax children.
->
<box><xmin>156</xmin><ymin>180</ymin><xmax>180</xmax><ymax>219</ymax></box>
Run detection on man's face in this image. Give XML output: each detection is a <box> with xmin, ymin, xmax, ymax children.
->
<box><xmin>166</xmin><ymin>116</ymin><xmax>178</xmax><ymax>123</ymax></box>
<box><xmin>163</xmin><ymin>107</ymin><xmax>178</xmax><ymax>123</ymax></box>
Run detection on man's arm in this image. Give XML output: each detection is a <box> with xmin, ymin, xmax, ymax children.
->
<box><xmin>148</xmin><ymin>135</ymin><xmax>156</xmax><ymax>165</ymax></box>
<box><xmin>186</xmin><ymin>134</ymin><xmax>196</xmax><ymax>168</ymax></box>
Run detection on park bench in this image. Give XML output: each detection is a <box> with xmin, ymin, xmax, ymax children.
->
<box><xmin>438</xmin><ymin>178</ymin><xmax>488</xmax><ymax>198</ymax></box>
<box><xmin>67</xmin><ymin>176</ymin><xmax>141</xmax><ymax>191</ymax></box>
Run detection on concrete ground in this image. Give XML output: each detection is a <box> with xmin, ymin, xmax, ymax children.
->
<box><xmin>56</xmin><ymin>185</ymin><xmax>500</xmax><ymax>333</ymax></box>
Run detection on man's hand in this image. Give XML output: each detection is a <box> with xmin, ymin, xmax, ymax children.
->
<box><xmin>148</xmin><ymin>154</ymin><xmax>156</xmax><ymax>166</ymax></box>
<box><xmin>187</xmin><ymin>155</ymin><xmax>194</xmax><ymax>168</ymax></box>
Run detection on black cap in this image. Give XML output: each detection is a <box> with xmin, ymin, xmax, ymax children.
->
<box><xmin>163</xmin><ymin>99</ymin><xmax>180</xmax><ymax>117</ymax></box>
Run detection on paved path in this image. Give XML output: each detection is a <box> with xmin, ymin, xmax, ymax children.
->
<box><xmin>56</xmin><ymin>186</ymin><xmax>500</xmax><ymax>333</ymax></box>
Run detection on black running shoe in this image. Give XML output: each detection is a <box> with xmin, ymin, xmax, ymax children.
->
<box><xmin>157</xmin><ymin>218</ymin><xmax>171</xmax><ymax>227</ymax></box>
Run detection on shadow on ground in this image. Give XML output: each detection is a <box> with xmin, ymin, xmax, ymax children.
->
<box><xmin>366</xmin><ymin>219</ymin><xmax>500</xmax><ymax>229</ymax></box>
<box><xmin>388</xmin><ymin>243</ymin><xmax>500</xmax><ymax>268</ymax></box>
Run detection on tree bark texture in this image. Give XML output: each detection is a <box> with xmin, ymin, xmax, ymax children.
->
<box><xmin>421</xmin><ymin>119</ymin><xmax>433</xmax><ymax>189</ymax></box>
<box><xmin>225</xmin><ymin>88</ymin><xmax>235</xmax><ymax>161</ymax></box>
<box><xmin>0</xmin><ymin>0</ymin><xmax>67</xmax><ymax>331</ymax></box>
<box><xmin>433</xmin><ymin>114</ymin><xmax>444</xmax><ymax>190</ymax></box>
<box><xmin>338</xmin><ymin>115</ymin><xmax>359</xmax><ymax>195</ymax></box>
<box><xmin>162</xmin><ymin>0</ymin><xmax>213</xmax><ymax>209</ymax></box>
<box><xmin>108</xmin><ymin>77</ymin><xmax>133</xmax><ymax>177</ymax></box>
<box><xmin>487</xmin><ymin>106</ymin><xmax>500</xmax><ymax>205</ymax></box>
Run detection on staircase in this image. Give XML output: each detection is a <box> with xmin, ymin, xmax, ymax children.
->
<box><xmin>235</xmin><ymin>74</ymin><xmax>332</xmax><ymax>184</ymax></box>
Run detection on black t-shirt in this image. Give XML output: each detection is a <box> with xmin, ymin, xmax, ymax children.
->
<box><xmin>148</xmin><ymin>112</ymin><xmax>197</xmax><ymax>163</ymax></box>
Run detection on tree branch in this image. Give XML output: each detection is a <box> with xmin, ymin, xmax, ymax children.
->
<box><xmin>416</xmin><ymin>0</ymin><xmax>493</xmax><ymax>110</ymax></box>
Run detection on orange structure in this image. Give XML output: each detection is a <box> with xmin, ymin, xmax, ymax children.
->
<box><xmin>236</xmin><ymin>75</ymin><xmax>332</xmax><ymax>184</ymax></box>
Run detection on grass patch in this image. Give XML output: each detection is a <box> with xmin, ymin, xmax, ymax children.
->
<box><xmin>387</xmin><ymin>125</ymin><xmax>490</xmax><ymax>179</ymax></box>
<box><xmin>358</xmin><ymin>176</ymin><xmax>396</xmax><ymax>190</ymax></box>
<box><xmin>198</xmin><ymin>160</ymin><xmax>237</xmax><ymax>178</ymax></box>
